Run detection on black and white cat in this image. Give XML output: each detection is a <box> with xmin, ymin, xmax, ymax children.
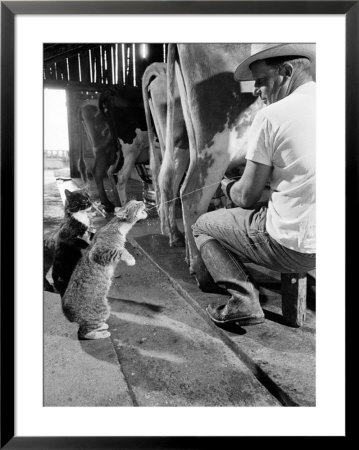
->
<box><xmin>43</xmin><ymin>189</ymin><xmax>97</xmax><ymax>293</ymax></box>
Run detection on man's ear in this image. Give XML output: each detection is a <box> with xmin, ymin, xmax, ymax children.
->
<box><xmin>279</xmin><ymin>63</ymin><xmax>293</xmax><ymax>77</ymax></box>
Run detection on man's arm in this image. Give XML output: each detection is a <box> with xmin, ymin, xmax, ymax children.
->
<box><xmin>223</xmin><ymin>160</ymin><xmax>272</xmax><ymax>208</ymax></box>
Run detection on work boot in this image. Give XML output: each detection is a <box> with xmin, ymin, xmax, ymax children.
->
<box><xmin>192</xmin><ymin>254</ymin><xmax>227</xmax><ymax>295</ymax></box>
<box><xmin>199</xmin><ymin>239</ymin><xmax>265</xmax><ymax>326</ymax></box>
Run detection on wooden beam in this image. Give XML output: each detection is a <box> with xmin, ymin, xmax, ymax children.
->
<box><xmin>43</xmin><ymin>79</ymin><xmax>110</xmax><ymax>92</ymax></box>
<box><xmin>43</xmin><ymin>44</ymin><xmax>94</xmax><ymax>64</ymax></box>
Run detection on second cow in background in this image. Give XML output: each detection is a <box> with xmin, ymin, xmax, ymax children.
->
<box><xmin>98</xmin><ymin>85</ymin><xmax>150</xmax><ymax>207</ymax></box>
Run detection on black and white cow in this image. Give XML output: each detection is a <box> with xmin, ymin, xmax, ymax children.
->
<box><xmin>78</xmin><ymin>98</ymin><xmax>121</xmax><ymax>211</ymax></box>
<box><xmin>164</xmin><ymin>44</ymin><xmax>264</xmax><ymax>287</ymax></box>
<box><xmin>98</xmin><ymin>85</ymin><xmax>150</xmax><ymax>207</ymax></box>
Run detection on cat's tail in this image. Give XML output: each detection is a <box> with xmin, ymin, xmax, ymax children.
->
<box><xmin>43</xmin><ymin>230</ymin><xmax>58</xmax><ymax>293</ymax></box>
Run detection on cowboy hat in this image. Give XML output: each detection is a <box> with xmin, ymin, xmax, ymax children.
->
<box><xmin>234</xmin><ymin>43</ymin><xmax>316</xmax><ymax>81</ymax></box>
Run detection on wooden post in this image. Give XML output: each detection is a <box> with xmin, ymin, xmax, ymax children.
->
<box><xmin>65</xmin><ymin>90</ymin><xmax>82</xmax><ymax>178</ymax></box>
<box><xmin>56</xmin><ymin>60</ymin><xmax>67</xmax><ymax>81</ymax></box>
<box><xmin>121</xmin><ymin>44</ymin><xmax>126</xmax><ymax>84</ymax></box>
<box><xmin>103</xmin><ymin>44</ymin><xmax>112</xmax><ymax>85</ymax></box>
<box><xmin>136</xmin><ymin>44</ymin><xmax>147</xmax><ymax>87</ymax></box>
<box><xmin>93</xmin><ymin>46</ymin><xmax>102</xmax><ymax>84</ymax></box>
<box><xmin>110</xmin><ymin>44</ymin><xmax>115</xmax><ymax>84</ymax></box>
<box><xmin>115</xmin><ymin>44</ymin><xmax>121</xmax><ymax>84</ymax></box>
<box><xmin>281</xmin><ymin>273</ymin><xmax>307</xmax><ymax>327</ymax></box>
<box><xmin>68</xmin><ymin>55</ymin><xmax>79</xmax><ymax>82</ymax></box>
<box><xmin>126</xmin><ymin>44</ymin><xmax>133</xmax><ymax>86</ymax></box>
<box><xmin>80</xmin><ymin>50</ymin><xmax>90</xmax><ymax>84</ymax></box>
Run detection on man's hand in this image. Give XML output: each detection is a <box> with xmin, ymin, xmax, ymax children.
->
<box><xmin>227</xmin><ymin>160</ymin><xmax>272</xmax><ymax>208</ymax></box>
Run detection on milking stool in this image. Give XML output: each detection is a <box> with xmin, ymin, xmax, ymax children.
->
<box><xmin>281</xmin><ymin>272</ymin><xmax>308</xmax><ymax>327</ymax></box>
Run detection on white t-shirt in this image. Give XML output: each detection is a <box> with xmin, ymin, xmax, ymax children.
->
<box><xmin>246</xmin><ymin>81</ymin><xmax>316</xmax><ymax>253</ymax></box>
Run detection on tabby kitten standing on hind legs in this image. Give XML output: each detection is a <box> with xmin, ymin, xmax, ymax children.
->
<box><xmin>62</xmin><ymin>200</ymin><xmax>147</xmax><ymax>340</ymax></box>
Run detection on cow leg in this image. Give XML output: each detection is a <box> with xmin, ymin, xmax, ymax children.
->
<box><xmin>158</xmin><ymin>47</ymin><xmax>188</xmax><ymax>247</ymax></box>
<box><xmin>92</xmin><ymin>151</ymin><xmax>115</xmax><ymax>212</ymax></box>
<box><xmin>180</xmin><ymin>161</ymin><xmax>227</xmax><ymax>290</ymax></box>
<box><xmin>149</xmin><ymin>139</ymin><xmax>162</xmax><ymax>209</ymax></box>
<box><xmin>165</xmin><ymin>146</ymin><xmax>187</xmax><ymax>248</ymax></box>
<box><xmin>107</xmin><ymin>152</ymin><xmax>121</xmax><ymax>207</ymax></box>
<box><xmin>158</xmin><ymin>145</ymin><xmax>188</xmax><ymax>247</ymax></box>
<box><xmin>148</xmin><ymin>100</ymin><xmax>164</xmax><ymax>209</ymax></box>
<box><xmin>78</xmin><ymin>156</ymin><xmax>89</xmax><ymax>188</ymax></box>
<box><xmin>115</xmin><ymin>150</ymin><xmax>140</xmax><ymax>206</ymax></box>
<box><xmin>171</xmin><ymin>53</ymin><xmax>230</xmax><ymax>287</ymax></box>
<box><xmin>78</xmin><ymin>123</ymin><xmax>89</xmax><ymax>188</ymax></box>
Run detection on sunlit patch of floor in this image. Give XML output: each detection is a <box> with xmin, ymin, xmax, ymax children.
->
<box><xmin>111</xmin><ymin>337</ymin><xmax>186</xmax><ymax>365</ymax></box>
<box><xmin>110</xmin><ymin>310</ymin><xmax>222</xmax><ymax>345</ymax></box>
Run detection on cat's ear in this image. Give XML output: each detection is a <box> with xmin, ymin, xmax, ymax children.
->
<box><xmin>114</xmin><ymin>206</ymin><xmax>127</xmax><ymax>220</ymax></box>
<box><xmin>64</xmin><ymin>189</ymin><xmax>73</xmax><ymax>199</ymax></box>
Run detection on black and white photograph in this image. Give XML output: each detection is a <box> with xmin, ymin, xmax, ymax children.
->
<box><xmin>43</xmin><ymin>42</ymin><xmax>316</xmax><ymax>407</ymax></box>
<box><xmin>2</xmin><ymin>2</ymin><xmax>350</xmax><ymax>444</ymax></box>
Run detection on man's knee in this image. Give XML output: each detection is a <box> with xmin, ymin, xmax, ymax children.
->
<box><xmin>192</xmin><ymin>213</ymin><xmax>209</xmax><ymax>244</ymax></box>
<box><xmin>192</xmin><ymin>215</ymin><xmax>202</xmax><ymax>235</ymax></box>
<box><xmin>192</xmin><ymin>213</ymin><xmax>216</xmax><ymax>251</ymax></box>
<box><xmin>192</xmin><ymin>211</ymin><xmax>212</xmax><ymax>235</ymax></box>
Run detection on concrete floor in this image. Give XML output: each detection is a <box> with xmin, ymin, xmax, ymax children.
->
<box><xmin>43</xmin><ymin>163</ymin><xmax>315</xmax><ymax>407</ymax></box>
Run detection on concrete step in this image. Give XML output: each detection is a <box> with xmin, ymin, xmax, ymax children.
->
<box><xmin>44</xmin><ymin>291</ymin><xmax>133</xmax><ymax>406</ymax></box>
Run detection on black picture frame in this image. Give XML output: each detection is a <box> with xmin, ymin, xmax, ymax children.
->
<box><xmin>1</xmin><ymin>1</ymin><xmax>354</xmax><ymax>447</ymax></box>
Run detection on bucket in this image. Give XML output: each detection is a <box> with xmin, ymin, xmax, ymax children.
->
<box><xmin>142</xmin><ymin>182</ymin><xmax>157</xmax><ymax>215</ymax></box>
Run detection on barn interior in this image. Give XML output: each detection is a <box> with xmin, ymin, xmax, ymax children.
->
<box><xmin>44</xmin><ymin>43</ymin><xmax>165</xmax><ymax>177</ymax></box>
<box><xmin>43</xmin><ymin>43</ymin><xmax>316</xmax><ymax>407</ymax></box>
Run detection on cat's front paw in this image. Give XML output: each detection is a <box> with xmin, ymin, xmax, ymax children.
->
<box><xmin>120</xmin><ymin>249</ymin><xmax>136</xmax><ymax>266</ymax></box>
<box><xmin>124</xmin><ymin>255</ymin><xmax>136</xmax><ymax>266</ymax></box>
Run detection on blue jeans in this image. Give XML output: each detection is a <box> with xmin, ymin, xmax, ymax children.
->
<box><xmin>192</xmin><ymin>204</ymin><xmax>316</xmax><ymax>274</ymax></box>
